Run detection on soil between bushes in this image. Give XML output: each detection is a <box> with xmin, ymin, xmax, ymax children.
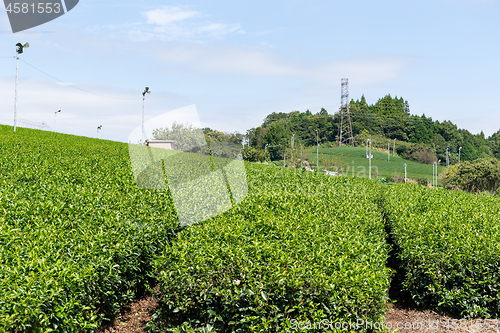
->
<box><xmin>98</xmin><ymin>292</ymin><xmax>159</xmax><ymax>333</ymax></box>
<box><xmin>100</xmin><ymin>294</ymin><xmax>500</xmax><ymax>333</ymax></box>
<box><xmin>100</xmin><ymin>196</ymin><xmax>496</xmax><ymax>332</ymax></box>
<box><xmin>385</xmin><ymin>302</ymin><xmax>500</xmax><ymax>333</ymax></box>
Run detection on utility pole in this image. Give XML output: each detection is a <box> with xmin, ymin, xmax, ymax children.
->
<box><xmin>433</xmin><ymin>160</ymin><xmax>441</xmax><ymax>188</ymax></box>
<box><xmin>283</xmin><ymin>151</ymin><xmax>286</xmax><ymax>167</ymax></box>
<box><xmin>432</xmin><ymin>162</ymin><xmax>434</xmax><ymax>187</ymax></box>
<box><xmin>367</xmin><ymin>137</ymin><xmax>373</xmax><ymax>180</ymax></box>
<box><xmin>404</xmin><ymin>163</ymin><xmax>407</xmax><ymax>183</ymax></box>
<box><xmin>291</xmin><ymin>133</ymin><xmax>295</xmax><ymax>166</ymax></box>
<box><xmin>446</xmin><ymin>146</ymin><xmax>449</xmax><ymax>167</ymax></box>
<box><xmin>459</xmin><ymin>147</ymin><xmax>462</xmax><ymax>164</ymax></box>
<box><xmin>388</xmin><ymin>140</ymin><xmax>390</xmax><ymax>161</ymax></box>
<box><xmin>54</xmin><ymin>109</ymin><xmax>61</xmax><ymax>132</ymax></box>
<box><xmin>438</xmin><ymin>160</ymin><xmax>441</xmax><ymax>186</ymax></box>
<box><xmin>265</xmin><ymin>144</ymin><xmax>269</xmax><ymax>163</ymax></box>
<box><xmin>142</xmin><ymin>87</ymin><xmax>151</xmax><ymax>143</ymax></box>
<box><xmin>14</xmin><ymin>42</ymin><xmax>29</xmax><ymax>132</ymax></box>
<box><xmin>433</xmin><ymin>161</ymin><xmax>437</xmax><ymax>187</ymax></box>
<box><xmin>393</xmin><ymin>139</ymin><xmax>396</xmax><ymax>156</ymax></box>
<box><xmin>338</xmin><ymin>78</ymin><xmax>354</xmax><ymax>146</ymax></box>
<box><xmin>300</xmin><ymin>144</ymin><xmax>303</xmax><ymax>169</ymax></box>
<box><xmin>315</xmin><ymin>129</ymin><xmax>319</xmax><ymax>173</ymax></box>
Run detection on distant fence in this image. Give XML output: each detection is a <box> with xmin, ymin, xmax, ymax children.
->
<box><xmin>15</xmin><ymin>118</ymin><xmax>52</xmax><ymax>131</ymax></box>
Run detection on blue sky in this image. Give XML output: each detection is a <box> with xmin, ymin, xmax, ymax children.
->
<box><xmin>0</xmin><ymin>0</ymin><xmax>499</xmax><ymax>142</ymax></box>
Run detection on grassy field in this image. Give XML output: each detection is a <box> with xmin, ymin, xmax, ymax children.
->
<box><xmin>307</xmin><ymin>146</ymin><xmax>445</xmax><ymax>184</ymax></box>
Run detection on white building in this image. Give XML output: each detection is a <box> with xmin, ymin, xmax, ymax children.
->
<box><xmin>146</xmin><ymin>140</ymin><xmax>176</xmax><ymax>150</ymax></box>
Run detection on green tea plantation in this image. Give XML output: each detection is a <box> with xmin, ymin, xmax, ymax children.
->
<box><xmin>1</xmin><ymin>125</ymin><xmax>500</xmax><ymax>332</ymax></box>
<box><xmin>0</xmin><ymin>126</ymin><xmax>180</xmax><ymax>331</ymax></box>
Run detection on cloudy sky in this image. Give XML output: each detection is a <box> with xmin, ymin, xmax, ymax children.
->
<box><xmin>0</xmin><ymin>0</ymin><xmax>499</xmax><ymax>142</ymax></box>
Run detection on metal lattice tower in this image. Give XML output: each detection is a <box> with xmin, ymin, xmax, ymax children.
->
<box><xmin>338</xmin><ymin>78</ymin><xmax>354</xmax><ymax>146</ymax></box>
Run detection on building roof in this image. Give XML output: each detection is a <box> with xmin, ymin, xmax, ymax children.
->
<box><xmin>146</xmin><ymin>140</ymin><xmax>176</xmax><ymax>143</ymax></box>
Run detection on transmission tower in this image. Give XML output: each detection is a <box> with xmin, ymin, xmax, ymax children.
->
<box><xmin>338</xmin><ymin>78</ymin><xmax>354</xmax><ymax>147</ymax></box>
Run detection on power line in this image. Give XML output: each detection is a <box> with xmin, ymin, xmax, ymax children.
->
<box><xmin>55</xmin><ymin>117</ymin><xmax>86</xmax><ymax>134</ymax></box>
<box><xmin>19</xmin><ymin>58</ymin><xmax>141</xmax><ymax>101</ymax></box>
<box><xmin>16</xmin><ymin>118</ymin><xmax>51</xmax><ymax>131</ymax></box>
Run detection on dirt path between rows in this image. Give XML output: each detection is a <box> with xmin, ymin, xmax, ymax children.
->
<box><xmin>98</xmin><ymin>293</ymin><xmax>159</xmax><ymax>333</ymax></box>
<box><xmin>386</xmin><ymin>303</ymin><xmax>500</xmax><ymax>333</ymax></box>
<box><xmin>100</xmin><ymin>295</ymin><xmax>500</xmax><ymax>333</ymax></box>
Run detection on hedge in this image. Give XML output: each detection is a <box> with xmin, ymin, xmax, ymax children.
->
<box><xmin>0</xmin><ymin>126</ymin><xmax>179</xmax><ymax>331</ymax></box>
<box><xmin>149</xmin><ymin>165</ymin><xmax>391</xmax><ymax>332</ymax></box>
<box><xmin>383</xmin><ymin>184</ymin><xmax>500</xmax><ymax>317</ymax></box>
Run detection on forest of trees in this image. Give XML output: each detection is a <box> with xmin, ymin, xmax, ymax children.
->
<box><xmin>244</xmin><ymin>94</ymin><xmax>500</xmax><ymax>164</ymax></box>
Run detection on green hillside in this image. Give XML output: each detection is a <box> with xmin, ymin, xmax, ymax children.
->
<box><xmin>271</xmin><ymin>145</ymin><xmax>445</xmax><ymax>184</ymax></box>
<box><xmin>313</xmin><ymin>146</ymin><xmax>444</xmax><ymax>183</ymax></box>
<box><xmin>244</xmin><ymin>95</ymin><xmax>499</xmax><ymax>164</ymax></box>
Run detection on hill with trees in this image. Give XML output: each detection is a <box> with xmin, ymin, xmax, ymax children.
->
<box><xmin>243</xmin><ymin>94</ymin><xmax>498</xmax><ymax>165</ymax></box>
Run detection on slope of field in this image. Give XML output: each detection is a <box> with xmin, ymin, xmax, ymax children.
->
<box><xmin>149</xmin><ymin>165</ymin><xmax>392</xmax><ymax>332</ymax></box>
<box><xmin>312</xmin><ymin>146</ymin><xmax>444</xmax><ymax>183</ymax></box>
<box><xmin>0</xmin><ymin>126</ymin><xmax>180</xmax><ymax>331</ymax></box>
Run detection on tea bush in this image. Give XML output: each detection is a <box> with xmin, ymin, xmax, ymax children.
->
<box><xmin>150</xmin><ymin>166</ymin><xmax>392</xmax><ymax>332</ymax></box>
<box><xmin>0</xmin><ymin>126</ymin><xmax>179</xmax><ymax>331</ymax></box>
<box><xmin>383</xmin><ymin>184</ymin><xmax>500</xmax><ymax>317</ymax></box>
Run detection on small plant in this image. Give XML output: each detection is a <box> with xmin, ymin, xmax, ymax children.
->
<box><xmin>417</xmin><ymin>177</ymin><xmax>429</xmax><ymax>186</ymax></box>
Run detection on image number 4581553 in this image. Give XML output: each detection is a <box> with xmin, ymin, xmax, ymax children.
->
<box><xmin>3</xmin><ymin>0</ymin><xmax>79</xmax><ymax>33</ymax></box>
<box><xmin>6</xmin><ymin>3</ymin><xmax>62</xmax><ymax>14</ymax></box>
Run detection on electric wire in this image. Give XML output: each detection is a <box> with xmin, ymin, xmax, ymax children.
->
<box><xmin>19</xmin><ymin>58</ymin><xmax>141</xmax><ymax>101</ymax></box>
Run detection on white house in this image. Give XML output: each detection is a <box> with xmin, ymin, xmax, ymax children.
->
<box><xmin>146</xmin><ymin>140</ymin><xmax>176</xmax><ymax>150</ymax></box>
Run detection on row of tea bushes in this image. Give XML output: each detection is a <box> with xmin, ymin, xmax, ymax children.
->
<box><xmin>149</xmin><ymin>165</ymin><xmax>392</xmax><ymax>332</ymax></box>
<box><xmin>0</xmin><ymin>126</ymin><xmax>179</xmax><ymax>331</ymax></box>
<box><xmin>383</xmin><ymin>184</ymin><xmax>500</xmax><ymax>317</ymax></box>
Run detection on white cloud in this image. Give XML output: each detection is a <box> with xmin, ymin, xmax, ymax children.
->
<box><xmin>198</xmin><ymin>23</ymin><xmax>245</xmax><ymax>38</ymax></box>
<box><xmin>144</xmin><ymin>6</ymin><xmax>199</xmax><ymax>26</ymax></box>
<box><xmin>155</xmin><ymin>43</ymin><xmax>411</xmax><ymax>84</ymax></box>
<box><xmin>0</xmin><ymin>75</ymin><xmax>190</xmax><ymax>142</ymax></box>
<box><xmin>192</xmin><ymin>46</ymin><xmax>301</xmax><ymax>77</ymax></box>
<box><xmin>85</xmin><ymin>6</ymin><xmax>244</xmax><ymax>42</ymax></box>
<box><xmin>314</xmin><ymin>57</ymin><xmax>411</xmax><ymax>85</ymax></box>
<box><xmin>155</xmin><ymin>44</ymin><xmax>302</xmax><ymax>77</ymax></box>
<box><xmin>123</xmin><ymin>6</ymin><xmax>244</xmax><ymax>41</ymax></box>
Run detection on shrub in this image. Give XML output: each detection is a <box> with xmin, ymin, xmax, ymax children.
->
<box><xmin>384</xmin><ymin>184</ymin><xmax>500</xmax><ymax>317</ymax></box>
<box><xmin>443</xmin><ymin>158</ymin><xmax>500</xmax><ymax>193</ymax></box>
<box><xmin>411</xmin><ymin>150</ymin><xmax>437</xmax><ymax>165</ymax></box>
<box><xmin>396</xmin><ymin>145</ymin><xmax>409</xmax><ymax>156</ymax></box>
<box><xmin>0</xmin><ymin>126</ymin><xmax>179</xmax><ymax>330</ymax></box>
<box><xmin>150</xmin><ymin>165</ymin><xmax>391</xmax><ymax>332</ymax></box>
<box><xmin>417</xmin><ymin>177</ymin><xmax>429</xmax><ymax>186</ymax></box>
<box><xmin>242</xmin><ymin>146</ymin><xmax>266</xmax><ymax>162</ymax></box>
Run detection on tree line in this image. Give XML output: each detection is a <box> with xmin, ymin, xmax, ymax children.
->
<box><xmin>244</xmin><ymin>94</ymin><xmax>500</xmax><ymax>164</ymax></box>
